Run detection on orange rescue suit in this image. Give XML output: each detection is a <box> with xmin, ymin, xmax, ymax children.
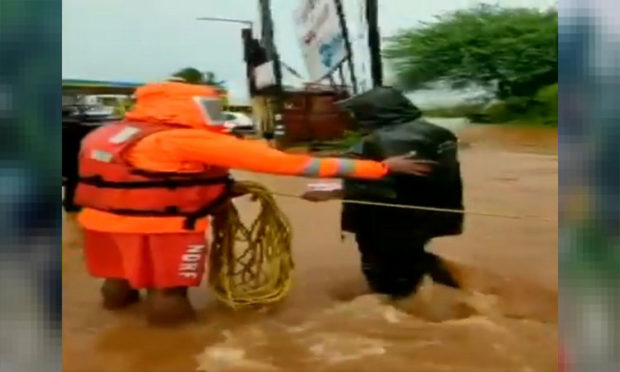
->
<box><xmin>77</xmin><ymin>82</ymin><xmax>389</xmax><ymax>234</ymax></box>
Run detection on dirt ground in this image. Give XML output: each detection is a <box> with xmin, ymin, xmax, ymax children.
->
<box><xmin>62</xmin><ymin>125</ymin><xmax>558</xmax><ymax>372</ymax></box>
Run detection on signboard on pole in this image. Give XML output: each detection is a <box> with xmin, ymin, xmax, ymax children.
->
<box><xmin>294</xmin><ymin>0</ymin><xmax>349</xmax><ymax>82</ymax></box>
<box><xmin>254</xmin><ymin>61</ymin><xmax>277</xmax><ymax>90</ymax></box>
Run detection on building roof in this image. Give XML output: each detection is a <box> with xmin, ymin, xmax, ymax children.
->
<box><xmin>62</xmin><ymin>79</ymin><xmax>143</xmax><ymax>95</ymax></box>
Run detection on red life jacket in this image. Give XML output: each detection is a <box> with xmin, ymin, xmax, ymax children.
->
<box><xmin>74</xmin><ymin>121</ymin><xmax>231</xmax><ymax>229</ymax></box>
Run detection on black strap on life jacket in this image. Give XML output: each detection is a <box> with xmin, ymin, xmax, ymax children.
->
<box><xmin>182</xmin><ymin>180</ymin><xmax>234</xmax><ymax>229</ymax></box>
<box><xmin>91</xmin><ymin>178</ymin><xmax>234</xmax><ymax>230</ymax></box>
<box><xmin>78</xmin><ymin>174</ymin><xmax>230</xmax><ymax>190</ymax></box>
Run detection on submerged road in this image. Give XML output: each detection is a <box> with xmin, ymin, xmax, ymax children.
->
<box><xmin>62</xmin><ymin>125</ymin><xmax>558</xmax><ymax>372</ymax></box>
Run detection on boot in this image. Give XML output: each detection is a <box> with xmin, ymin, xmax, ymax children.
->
<box><xmin>425</xmin><ymin>254</ymin><xmax>461</xmax><ymax>289</ymax></box>
<box><xmin>101</xmin><ymin>279</ymin><xmax>140</xmax><ymax>310</ymax></box>
<box><xmin>146</xmin><ymin>287</ymin><xmax>196</xmax><ymax>326</ymax></box>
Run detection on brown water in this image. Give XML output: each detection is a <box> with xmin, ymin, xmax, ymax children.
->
<box><xmin>62</xmin><ymin>125</ymin><xmax>558</xmax><ymax>372</ymax></box>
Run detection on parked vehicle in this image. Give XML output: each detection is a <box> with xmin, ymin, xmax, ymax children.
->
<box><xmin>222</xmin><ymin>111</ymin><xmax>255</xmax><ymax>134</ymax></box>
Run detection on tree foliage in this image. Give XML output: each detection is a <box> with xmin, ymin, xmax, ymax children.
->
<box><xmin>384</xmin><ymin>5</ymin><xmax>558</xmax><ymax>99</ymax></box>
<box><xmin>171</xmin><ymin>67</ymin><xmax>226</xmax><ymax>89</ymax></box>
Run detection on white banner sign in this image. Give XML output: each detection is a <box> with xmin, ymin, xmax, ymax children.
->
<box><xmin>294</xmin><ymin>0</ymin><xmax>348</xmax><ymax>82</ymax></box>
<box><xmin>253</xmin><ymin>61</ymin><xmax>277</xmax><ymax>90</ymax></box>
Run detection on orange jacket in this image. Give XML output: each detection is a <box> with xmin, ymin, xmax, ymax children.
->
<box><xmin>78</xmin><ymin>82</ymin><xmax>388</xmax><ymax>234</ymax></box>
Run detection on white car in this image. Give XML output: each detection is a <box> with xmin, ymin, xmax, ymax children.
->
<box><xmin>222</xmin><ymin>111</ymin><xmax>255</xmax><ymax>133</ymax></box>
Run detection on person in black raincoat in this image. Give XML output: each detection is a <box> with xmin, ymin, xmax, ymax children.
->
<box><xmin>303</xmin><ymin>87</ymin><xmax>464</xmax><ymax>298</ymax></box>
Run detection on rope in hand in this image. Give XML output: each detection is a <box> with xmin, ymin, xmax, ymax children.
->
<box><xmin>209</xmin><ymin>181</ymin><xmax>294</xmax><ymax>310</ymax></box>
<box><xmin>208</xmin><ymin>180</ymin><xmax>554</xmax><ymax>310</ymax></box>
<box><xmin>272</xmin><ymin>191</ymin><xmax>553</xmax><ymax>221</ymax></box>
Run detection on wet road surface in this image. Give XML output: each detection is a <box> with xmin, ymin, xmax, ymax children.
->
<box><xmin>62</xmin><ymin>125</ymin><xmax>558</xmax><ymax>372</ymax></box>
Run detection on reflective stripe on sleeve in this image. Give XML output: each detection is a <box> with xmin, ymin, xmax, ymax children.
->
<box><xmin>335</xmin><ymin>159</ymin><xmax>356</xmax><ymax>177</ymax></box>
<box><xmin>302</xmin><ymin>159</ymin><xmax>321</xmax><ymax>177</ymax></box>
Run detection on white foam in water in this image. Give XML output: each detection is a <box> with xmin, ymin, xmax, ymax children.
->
<box><xmin>382</xmin><ymin>307</ymin><xmax>401</xmax><ymax>324</ymax></box>
<box><xmin>394</xmin><ymin>275</ymin><xmax>521</xmax><ymax>324</ymax></box>
<box><xmin>195</xmin><ymin>274</ymin><xmax>556</xmax><ymax>371</ymax></box>
<box><xmin>196</xmin><ymin>346</ymin><xmax>278</xmax><ymax>372</ymax></box>
<box><xmin>308</xmin><ymin>334</ymin><xmax>386</xmax><ymax>365</ymax></box>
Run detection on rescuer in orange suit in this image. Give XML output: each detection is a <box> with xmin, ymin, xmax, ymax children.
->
<box><xmin>74</xmin><ymin>82</ymin><xmax>436</xmax><ymax>325</ymax></box>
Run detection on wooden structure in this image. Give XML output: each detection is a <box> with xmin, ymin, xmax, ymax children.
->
<box><xmin>278</xmin><ymin>84</ymin><xmax>352</xmax><ymax>147</ymax></box>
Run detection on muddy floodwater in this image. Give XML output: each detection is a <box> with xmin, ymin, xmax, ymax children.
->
<box><xmin>62</xmin><ymin>125</ymin><xmax>558</xmax><ymax>372</ymax></box>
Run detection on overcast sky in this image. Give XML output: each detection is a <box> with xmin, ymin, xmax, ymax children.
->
<box><xmin>62</xmin><ymin>0</ymin><xmax>556</xmax><ymax>103</ymax></box>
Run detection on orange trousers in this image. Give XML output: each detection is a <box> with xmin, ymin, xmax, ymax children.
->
<box><xmin>83</xmin><ymin>230</ymin><xmax>209</xmax><ymax>289</ymax></box>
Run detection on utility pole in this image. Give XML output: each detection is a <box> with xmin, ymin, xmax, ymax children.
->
<box><xmin>257</xmin><ymin>0</ymin><xmax>285</xmax><ymax>147</ymax></box>
<box><xmin>334</xmin><ymin>0</ymin><xmax>359</xmax><ymax>94</ymax></box>
<box><xmin>366</xmin><ymin>0</ymin><xmax>383</xmax><ymax>87</ymax></box>
<box><xmin>257</xmin><ymin>0</ymin><xmax>282</xmax><ymax>89</ymax></box>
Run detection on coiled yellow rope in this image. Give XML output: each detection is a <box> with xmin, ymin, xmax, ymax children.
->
<box><xmin>208</xmin><ymin>181</ymin><xmax>294</xmax><ymax>309</ymax></box>
<box><xmin>207</xmin><ymin>179</ymin><xmax>553</xmax><ymax>310</ymax></box>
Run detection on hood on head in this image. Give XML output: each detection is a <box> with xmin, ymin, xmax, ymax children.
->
<box><xmin>125</xmin><ymin>82</ymin><xmax>225</xmax><ymax>130</ymax></box>
<box><xmin>336</xmin><ymin>86</ymin><xmax>422</xmax><ymax>129</ymax></box>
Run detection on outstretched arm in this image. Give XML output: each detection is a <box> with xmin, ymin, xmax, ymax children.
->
<box><xmin>166</xmin><ymin>129</ymin><xmax>389</xmax><ymax>179</ymax></box>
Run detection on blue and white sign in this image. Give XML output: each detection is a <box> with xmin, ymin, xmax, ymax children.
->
<box><xmin>294</xmin><ymin>0</ymin><xmax>349</xmax><ymax>82</ymax></box>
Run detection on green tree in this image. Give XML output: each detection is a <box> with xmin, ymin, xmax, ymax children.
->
<box><xmin>202</xmin><ymin>71</ymin><xmax>226</xmax><ymax>89</ymax></box>
<box><xmin>171</xmin><ymin>67</ymin><xmax>226</xmax><ymax>89</ymax></box>
<box><xmin>384</xmin><ymin>5</ymin><xmax>557</xmax><ymax>99</ymax></box>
